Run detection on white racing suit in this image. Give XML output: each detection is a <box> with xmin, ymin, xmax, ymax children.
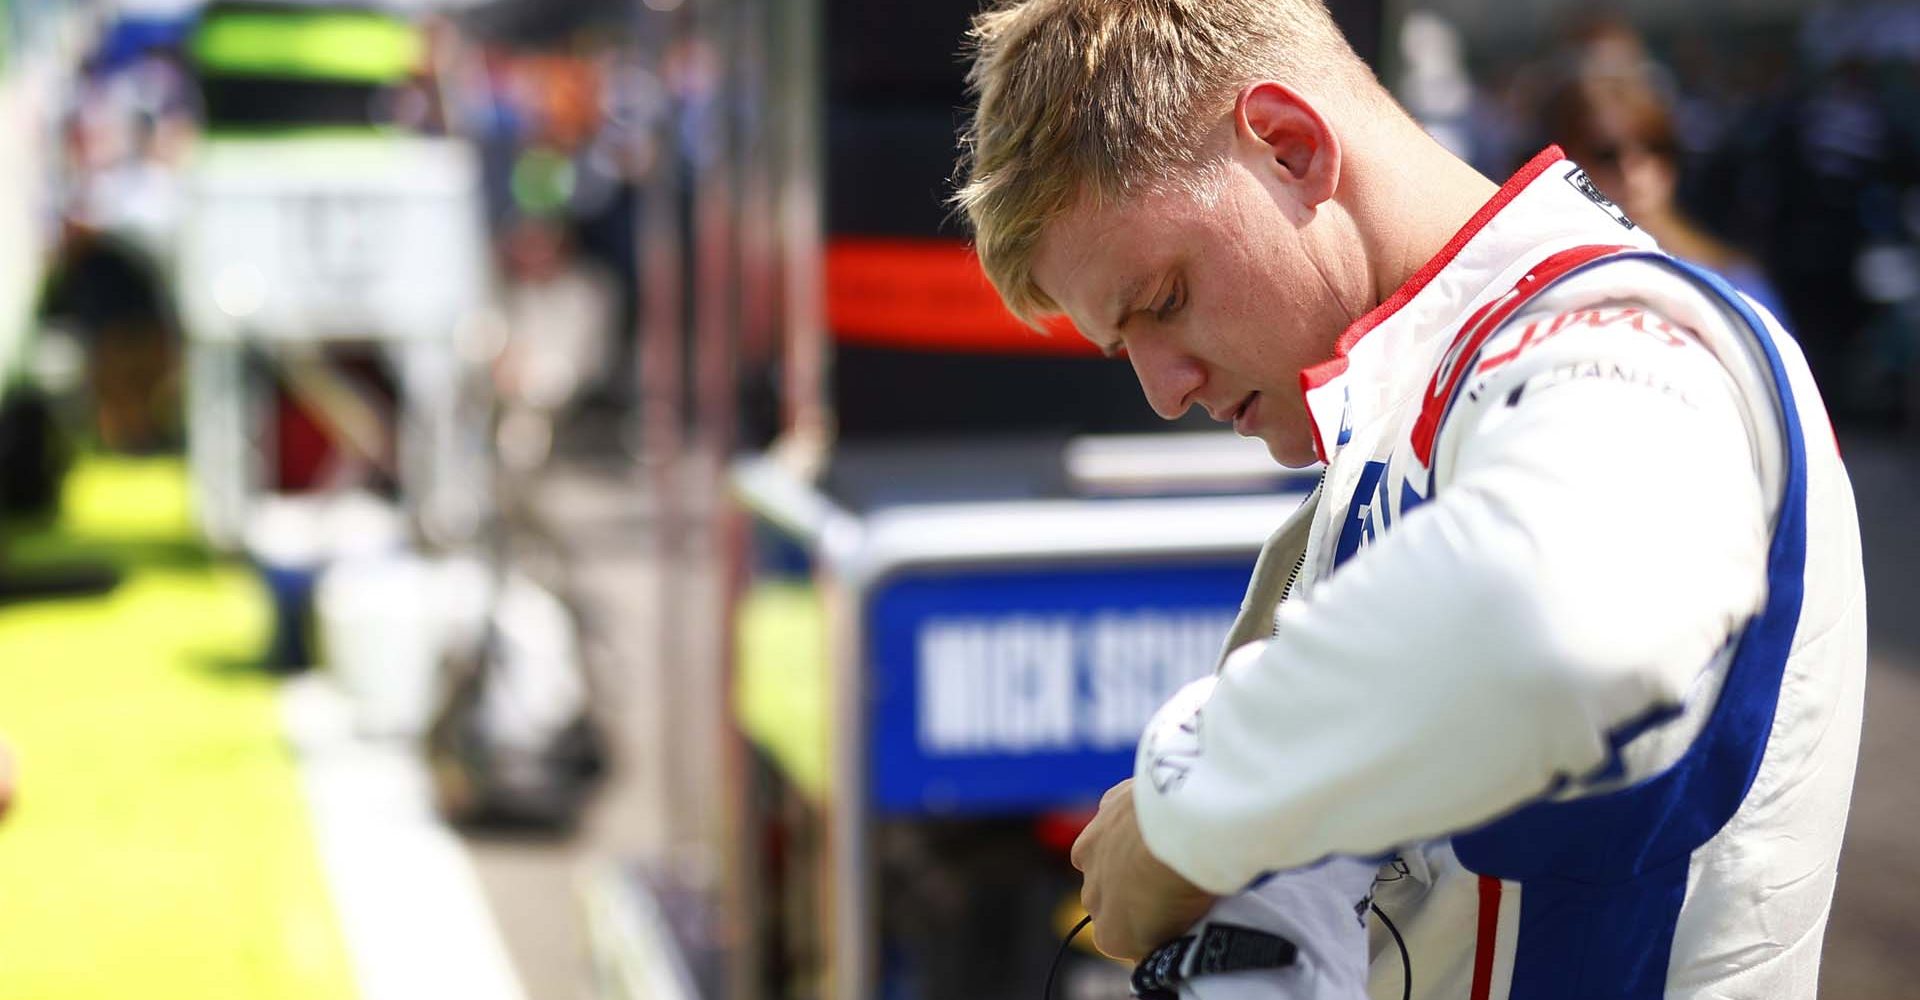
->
<box><xmin>1131</xmin><ymin>148</ymin><xmax>1867</xmax><ymax>1000</ymax></box>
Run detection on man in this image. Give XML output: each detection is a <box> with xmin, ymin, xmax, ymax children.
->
<box><xmin>953</xmin><ymin>2</ymin><xmax>1866</xmax><ymax>998</ymax></box>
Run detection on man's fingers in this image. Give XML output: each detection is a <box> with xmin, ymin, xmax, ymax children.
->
<box><xmin>1089</xmin><ymin>920</ymin><xmax>1141</xmax><ymax>963</ymax></box>
<box><xmin>1090</xmin><ymin>922</ymin><xmax>1116</xmax><ymax>960</ymax></box>
<box><xmin>1069</xmin><ymin>802</ymin><xmax>1108</xmax><ymax>872</ymax></box>
<box><xmin>1072</xmin><ymin>777</ymin><xmax>1176</xmax><ymax>965</ymax></box>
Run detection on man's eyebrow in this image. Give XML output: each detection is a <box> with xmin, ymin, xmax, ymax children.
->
<box><xmin>1110</xmin><ymin>273</ymin><xmax>1150</xmax><ymax>332</ymax></box>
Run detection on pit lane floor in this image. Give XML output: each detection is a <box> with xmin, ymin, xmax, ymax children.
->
<box><xmin>0</xmin><ymin>457</ymin><xmax>526</xmax><ymax>1000</ymax></box>
<box><xmin>0</xmin><ymin>459</ymin><xmax>358</xmax><ymax>1000</ymax></box>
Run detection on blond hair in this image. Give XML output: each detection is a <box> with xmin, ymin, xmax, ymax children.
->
<box><xmin>955</xmin><ymin>0</ymin><xmax>1380</xmax><ymax>323</ymax></box>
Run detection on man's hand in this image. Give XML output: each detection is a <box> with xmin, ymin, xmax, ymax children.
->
<box><xmin>1070</xmin><ymin>778</ymin><xmax>1216</xmax><ymax>960</ymax></box>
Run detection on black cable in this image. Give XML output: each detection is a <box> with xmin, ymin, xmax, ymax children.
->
<box><xmin>1370</xmin><ymin>902</ymin><xmax>1412</xmax><ymax>1000</ymax></box>
<box><xmin>1045</xmin><ymin>914</ymin><xmax>1094</xmax><ymax>1000</ymax></box>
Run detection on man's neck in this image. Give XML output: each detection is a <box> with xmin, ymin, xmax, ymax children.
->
<box><xmin>1343</xmin><ymin>119</ymin><xmax>1501</xmax><ymax>311</ymax></box>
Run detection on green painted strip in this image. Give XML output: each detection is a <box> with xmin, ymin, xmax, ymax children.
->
<box><xmin>192</xmin><ymin>10</ymin><xmax>420</xmax><ymax>83</ymax></box>
<box><xmin>0</xmin><ymin>457</ymin><xmax>359</xmax><ymax>1000</ymax></box>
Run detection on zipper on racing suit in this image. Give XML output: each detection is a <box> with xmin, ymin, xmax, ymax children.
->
<box><xmin>1274</xmin><ymin>470</ymin><xmax>1327</xmax><ymax>634</ymax></box>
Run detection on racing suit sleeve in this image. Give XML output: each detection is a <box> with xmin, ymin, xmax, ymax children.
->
<box><xmin>1132</xmin><ymin>305</ymin><xmax>1773</xmax><ymax>894</ymax></box>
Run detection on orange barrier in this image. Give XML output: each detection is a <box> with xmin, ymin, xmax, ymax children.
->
<box><xmin>826</xmin><ymin>237</ymin><xmax>1094</xmax><ymax>356</ymax></box>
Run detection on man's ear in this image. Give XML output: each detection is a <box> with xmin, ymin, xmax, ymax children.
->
<box><xmin>1235</xmin><ymin>82</ymin><xmax>1340</xmax><ymax>210</ymax></box>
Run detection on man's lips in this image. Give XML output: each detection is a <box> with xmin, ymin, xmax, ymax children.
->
<box><xmin>1230</xmin><ymin>392</ymin><xmax>1259</xmax><ymax>434</ymax></box>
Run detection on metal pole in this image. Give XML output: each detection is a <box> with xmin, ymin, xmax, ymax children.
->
<box><xmin>778</xmin><ymin>0</ymin><xmax>828</xmax><ymax>461</ymax></box>
<box><xmin>635</xmin><ymin>0</ymin><xmax>691</xmax><ymax>859</ymax></box>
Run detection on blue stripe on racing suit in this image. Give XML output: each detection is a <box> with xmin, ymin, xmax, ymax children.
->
<box><xmin>1446</xmin><ymin>255</ymin><xmax>1810</xmax><ymax>999</ymax></box>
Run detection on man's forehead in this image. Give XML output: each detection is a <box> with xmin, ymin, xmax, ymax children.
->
<box><xmin>1034</xmin><ymin>196</ymin><xmax>1154</xmax><ymax>325</ymax></box>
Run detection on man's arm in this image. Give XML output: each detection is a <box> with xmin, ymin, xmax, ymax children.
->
<box><xmin>1133</xmin><ymin>306</ymin><xmax>1772</xmax><ymax>894</ymax></box>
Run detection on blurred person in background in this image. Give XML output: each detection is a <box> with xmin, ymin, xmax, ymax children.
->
<box><xmin>66</xmin><ymin>41</ymin><xmax>195</xmax><ymax>261</ymax></box>
<box><xmin>958</xmin><ymin>0</ymin><xmax>1866</xmax><ymax>996</ymax></box>
<box><xmin>1395</xmin><ymin>10</ymin><xmax>1524</xmax><ymax>179</ymax></box>
<box><xmin>492</xmin><ymin>215</ymin><xmax>617</xmax><ymax>470</ymax></box>
<box><xmin>1673</xmin><ymin>5</ymin><xmax>1920</xmax><ymax>424</ymax></box>
<box><xmin>39</xmin><ymin>212</ymin><xmax>181</xmax><ymax>453</ymax></box>
<box><xmin>1544</xmin><ymin>74</ymin><xmax>1788</xmax><ymax>319</ymax></box>
<box><xmin>465</xmin><ymin>41</ymin><xmax>648</xmax><ymax>439</ymax></box>
<box><xmin>1559</xmin><ymin>12</ymin><xmax>1672</xmax><ymax>98</ymax></box>
<box><xmin>37</xmin><ymin>32</ymin><xmax>195</xmax><ymax>454</ymax></box>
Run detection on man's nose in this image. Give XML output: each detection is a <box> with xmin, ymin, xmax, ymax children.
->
<box><xmin>1128</xmin><ymin>346</ymin><xmax>1203</xmax><ymax>421</ymax></box>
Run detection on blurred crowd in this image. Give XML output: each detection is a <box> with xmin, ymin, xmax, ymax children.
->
<box><xmin>1403</xmin><ymin>3</ymin><xmax>1920</xmax><ymax>428</ymax></box>
<box><xmin>26</xmin><ymin>1</ymin><xmax>1920</xmax><ymax>467</ymax></box>
<box><xmin>33</xmin><ymin>6</ymin><xmax>729</xmax><ymax>474</ymax></box>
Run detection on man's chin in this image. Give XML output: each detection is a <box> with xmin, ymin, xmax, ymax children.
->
<box><xmin>1262</xmin><ymin>434</ymin><xmax>1318</xmax><ymax>469</ymax></box>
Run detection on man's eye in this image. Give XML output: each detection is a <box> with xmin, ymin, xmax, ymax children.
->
<box><xmin>1155</xmin><ymin>284</ymin><xmax>1182</xmax><ymax>321</ymax></box>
